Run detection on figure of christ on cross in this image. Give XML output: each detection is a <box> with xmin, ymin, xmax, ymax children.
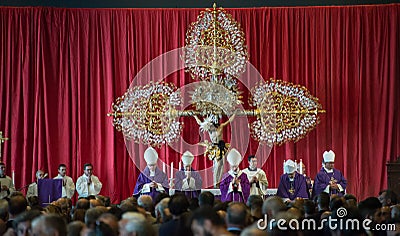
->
<box><xmin>193</xmin><ymin>114</ymin><xmax>236</xmax><ymax>188</ymax></box>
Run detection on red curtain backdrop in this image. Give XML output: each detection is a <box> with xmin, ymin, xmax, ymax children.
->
<box><xmin>0</xmin><ymin>5</ymin><xmax>399</xmax><ymax>203</ymax></box>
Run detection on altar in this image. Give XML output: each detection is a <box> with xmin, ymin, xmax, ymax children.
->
<box><xmin>169</xmin><ymin>188</ymin><xmax>278</xmax><ymax>198</ymax></box>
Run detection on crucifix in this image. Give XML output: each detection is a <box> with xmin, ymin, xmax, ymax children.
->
<box><xmin>0</xmin><ymin>131</ymin><xmax>9</xmax><ymax>162</ymax></box>
<box><xmin>289</xmin><ymin>182</ymin><xmax>295</xmax><ymax>195</ymax></box>
<box><xmin>42</xmin><ymin>194</ymin><xmax>52</xmax><ymax>206</ymax></box>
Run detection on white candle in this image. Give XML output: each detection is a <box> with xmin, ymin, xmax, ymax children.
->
<box><xmin>170</xmin><ymin>162</ymin><xmax>174</xmax><ymax>179</ymax></box>
<box><xmin>163</xmin><ymin>162</ymin><xmax>166</xmax><ymax>173</ymax></box>
<box><xmin>12</xmin><ymin>170</ymin><xmax>15</xmax><ymax>186</ymax></box>
<box><xmin>179</xmin><ymin>161</ymin><xmax>181</xmax><ymax>171</ymax></box>
<box><xmin>283</xmin><ymin>160</ymin><xmax>286</xmax><ymax>173</ymax></box>
<box><xmin>299</xmin><ymin>159</ymin><xmax>303</xmax><ymax>175</ymax></box>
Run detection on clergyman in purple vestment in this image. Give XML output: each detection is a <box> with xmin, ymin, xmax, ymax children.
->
<box><xmin>276</xmin><ymin>173</ymin><xmax>309</xmax><ymax>201</ymax></box>
<box><xmin>313</xmin><ymin>150</ymin><xmax>347</xmax><ymax>197</ymax></box>
<box><xmin>133</xmin><ymin>167</ymin><xmax>169</xmax><ymax>201</ymax></box>
<box><xmin>277</xmin><ymin>159</ymin><xmax>308</xmax><ymax>202</ymax></box>
<box><xmin>219</xmin><ymin>149</ymin><xmax>250</xmax><ymax>203</ymax></box>
<box><xmin>174</xmin><ymin>151</ymin><xmax>202</xmax><ymax>199</ymax></box>
<box><xmin>133</xmin><ymin>147</ymin><xmax>169</xmax><ymax>202</ymax></box>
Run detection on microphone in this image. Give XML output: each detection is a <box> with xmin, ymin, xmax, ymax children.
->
<box><xmin>42</xmin><ymin>173</ymin><xmax>48</xmax><ymax>179</ymax></box>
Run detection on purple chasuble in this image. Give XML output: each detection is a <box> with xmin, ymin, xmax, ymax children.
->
<box><xmin>313</xmin><ymin>167</ymin><xmax>347</xmax><ymax>197</ymax></box>
<box><xmin>219</xmin><ymin>171</ymin><xmax>250</xmax><ymax>203</ymax></box>
<box><xmin>276</xmin><ymin>173</ymin><xmax>309</xmax><ymax>200</ymax></box>
<box><xmin>133</xmin><ymin>167</ymin><xmax>169</xmax><ymax>202</ymax></box>
<box><xmin>174</xmin><ymin>168</ymin><xmax>203</xmax><ymax>199</ymax></box>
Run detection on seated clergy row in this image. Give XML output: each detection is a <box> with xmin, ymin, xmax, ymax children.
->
<box><xmin>0</xmin><ymin>148</ymin><xmax>346</xmax><ymax>203</ymax></box>
<box><xmin>133</xmin><ymin>147</ymin><xmax>269</xmax><ymax>203</ymax></box>
<box><xmin>277</xmin><ymin>150</ymin><xmax>347</xmax><ymax>202</ymax></box>
<box><xmin>0</xmin><ymin>163</ymin><xmax>103</xmax><ymax>200</ymax></box>
<box><xmin>134</xmin><ymin>147</ymin><xmax>347</xmax><ymax>203</ymax></box>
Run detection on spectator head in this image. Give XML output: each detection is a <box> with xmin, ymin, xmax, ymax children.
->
<box><xmin>317</xmin><ymin>192</ymin><xmax>330</xmax><ymax>211</ymax></box>
<box><xmin>98</xmin><ymin>213</ymin><xmax>119</xmax><ymax>236</ymax></box>
<box><xmin>31</xmin><ymin>214</ymin><xmax>67</xmax><ymax>236</ymax></box>
<box><xmin>226</xmin><ymin>202</ymin><xmax>249</xmax><ymax>229</ymax></box>
<box><xmin>303</xmin><ymin>200</ymin><xmax>316</xmax><ymax>216</ymax></box>
<box><xmin>344</xmin><ymin>194</ymin><xmax>357</xmax><ymax>207</ymax></box>
<box><xmin>378</xmin><ymin>189</ymin><xmax>398</xmax><ymax>206</ymax></box>
<box><xmin>168</xmin><ymin>193</ymin><xmax>189</xmax><ymax>216</ymax></box>
<box><xmin>90</xmin><ymin>199</ymin><xmax>104</xmax><ymax>208</ymax></box>
<box><xmin>198</xmin><ymin>191</ymin><xmax>214</xmax><ymax>207</ymax></box>
<box><xmin>119</xmin><ymin>212</ymin><xmax>155</xmax><ymax>236</ymax></box>
<box><xmin>0</xmin><ymin>199</ymin><xmax>9</xmax><ymax>221</ymax></box>
<box><xmin>85</xmin><ymin>207</ymin><xmax>107</xmax><ymax>229</ymax></box>
<box><xmin>154</xmin><ymin>197</ymin><xmax>171</xmax><ymax>223</ymax></box>
<box><xmin>137</xmin><ymin>195</ymin><xmax>153</xmax><ymax>212</ymax></box>
<box><xmin>67</xmin><ymin>221</ymin><xmax>86</xmax><ymax>236</ymax></box>
<box><xmin>391</xmin><ymin>204</ymin><xmax>400</xmax><ymax>222</ymax></box>
<box><xmin>358</xmin><ymin>197</ymin><xmax>383</xmax><ymax>223</ymax></box>
<box><xmin>8</xmin><ymin>195</ymin><xmax>28</xmax><ymax>218</ymax></box>
<box><xmin>71</xmin><ymin>208</ymin><xmax>86</xmax><ymax>222</ymax></box>
<box><xmin>262</xmin><ymin>196</ymin><xmax>286</xmax><ymax>218</ymax></box>
<box><xmin>13</xmin><ymin>210</ymin><xmax>41</xmax><ymax>236</ymax></box>
<box><xmin>246</xmin><ymin>195</ymin><xmax>263</xmax><ymax>209</ymax></box>
<box><xmin>191</xmin><ymin>206</ymin><xmax>225</xmax><ymax>236</ymax></box>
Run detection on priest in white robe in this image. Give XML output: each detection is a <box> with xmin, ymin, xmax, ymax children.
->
<box><xmin>242</xmin><ymin>155</ymin><xmax>268</xmax><ymax>199</ymax></box>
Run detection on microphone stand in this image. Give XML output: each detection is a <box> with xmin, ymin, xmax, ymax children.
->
<box><xmin>17</xmin><ymin>184</ymin><xmax>31</xmax><ymax>191</ymax></box>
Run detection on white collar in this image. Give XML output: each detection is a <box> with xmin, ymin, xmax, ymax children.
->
<box><xmin>248</xmin><ymin>167</ymin><xmax>258</xmax><ymax>172</ymax></box>
<box><xmin>323</xmin><ymin>167</ymin><xmax>334</xmax><ymax>173</ymax></box>
<box><xmin>229</xmin><ymin>169</ymin><xmax>242</xmax><ymax>177</ymax></box>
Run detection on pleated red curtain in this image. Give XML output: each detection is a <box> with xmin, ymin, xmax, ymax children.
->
<box><xmin>0</xmin><ymin>5</ymin><xmax>399</xmax><ymax>203</ymax></box>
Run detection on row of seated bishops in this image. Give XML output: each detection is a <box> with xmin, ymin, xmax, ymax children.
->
<box><xmin>133</xmin><ymin>147</ymin><xmax>347</xmax><ymax>204</ymax></box>
<box><xmin>0</xmin><ymin>182</ymin><xmax>397</xmax><ymax>235</ymax></box>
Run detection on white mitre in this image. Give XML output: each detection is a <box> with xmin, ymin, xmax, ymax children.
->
<box><xmin>323</xmin><ymin>150</ymin><xmax>335</xmax><ymax>163</ymax></box>
<box><xmin>227</xmin><ymin>148</ymin><xmax>242</xmax><ymax>166</ymax></box>
<box><xmin>181</xmin><ymin>151</ymin><xmax>194</xmax><ymax>166</ymax></box>
<box><xmin>284</xmin><ymin>159</ymin><xmax>297</xmax><ymax>174</ymax></box>
<box><xmin>144</xmin><ymin>147</ymin><xmax>158</xmax><ymax>165</ymax></box>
